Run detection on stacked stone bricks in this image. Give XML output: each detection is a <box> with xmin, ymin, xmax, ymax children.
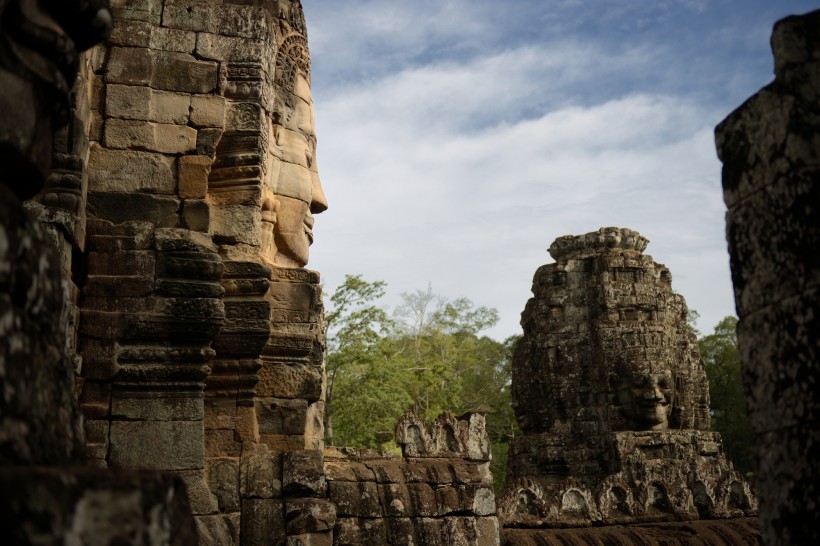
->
<box><xmin>70</xmin><ymin>1</ymin><xmax>330</xmax><ymax>543</ymax></box>
<box><xmin>1</xmin><ymin>0</ymin><xmax>198</xmax><ymax>543</ymax></box>
<box><xmin>499</xmin><ymin>228</ymin><xmax>756</xmax><ymax>531</ymax></box>
<box><xmin>326</xmin><ymin>412</ymin><xmax>499</xmax><ymax>546</ymax></box>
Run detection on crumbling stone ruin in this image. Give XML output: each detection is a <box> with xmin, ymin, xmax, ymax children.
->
<box><xmin>498</xmin><ymin>228</ymin><xmax>757</xmax><ymax>539</ymax></box>
<box><xmin>326</xmin><ymin>412</ymin><xmax>498</xmax><ymax>546</ymax></box>
<box><xmin>54</xmin><ymin>0</ymin><xmax>328</xmax><ymax>543</ymax></box>
<box><xmin>3</xmin><ymin>1</ymin><xmax>819</xmax><ymax>544</ymax></box>
<box><xmin>716</xmin><ymin>9</ymin><xmax>820</xmax><ymax>546</ymax></box>
<box><xmin>1</xmin><ymin>0</ymin><xmax>498</xmax><ymax>544</ymax></box>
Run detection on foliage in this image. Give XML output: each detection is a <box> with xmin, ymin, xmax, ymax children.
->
<box><xmin>324</xmin><ymin>274</ymin><xmax>394</xmax><ymax>446</ymax></box>
<box><xmin>324</xmin><ymin>276</ymin><xmax>519</xmax><ymax>490</ymax></box>
<box><xmin>686</xmin><ymin>308</ymin><xmax>701</xmax><ymax>337</ymax></box>
<box><xmin>698</xmin><ymin>315</ymin><xmax>756</xmax><ymax>475</ymax></box>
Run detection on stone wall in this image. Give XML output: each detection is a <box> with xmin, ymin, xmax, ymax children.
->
<box><xmin>716</xmin><ymin>9</ymin><xmax>820</xmax><ymax>545</ymax></box>
<box><xmin>326</xmin><ymin>411</ymin><xmax>499</xmax><ymax>546</ymax></box>
<box><xmin>67</xmin><ymin>1</ymin><xmax>331</xmax><ymax>543</ymax></box>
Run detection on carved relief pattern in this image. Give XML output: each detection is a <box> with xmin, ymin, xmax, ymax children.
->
<box><xmin>502</xmin><ymin>227</ymin><xmax>756</xmax><ymax>529</ymax></box>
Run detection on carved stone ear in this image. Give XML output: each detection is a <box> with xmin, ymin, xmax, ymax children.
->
<box><xmin>668</xmin><ymin>404</ymin><xmax>682</xmax><ymax>429</ymax></box>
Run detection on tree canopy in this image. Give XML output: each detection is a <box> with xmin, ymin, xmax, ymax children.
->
<box><xmin>324</xmin><ymin>275</ymin><xmax>519</xmax><ymax>489</ymax></box>
<box><xmin>698</xmin><ymin>315</ymin><xmax>756</xmax><ymax>475</ymax></box>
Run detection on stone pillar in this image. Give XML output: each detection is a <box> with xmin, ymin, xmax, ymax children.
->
<box><xmin>79</xmin><ymin>223</ymin><xmax>225</xmax><ymax>493</ymax></box>
<box><xmin>69</xmin><ymin>2</ymin><xmax>329</xmax><ymax>542</ymax></box>
<box><xmin>1</xmin><ymin>1</ymin><xmax>201</xmax><ymax>543</ymax></box>
<box><xmin>258</xmin><ymin>267</ymin><xmax>329</xmax><ymax>546</ymax></box>
<box><xmin>715</xmin><ymin>9</ymin><xmax>820</xmax><ymax>545</ymax></box>
<box><xmin>77</xmin><ymin>0</ymin><xmax>229</xmax><ymax>522</ymax></box>
<box><xmin>202</xmin><ymin>258</ymin><xmax>271</xmax><ymax>542</ymax></box>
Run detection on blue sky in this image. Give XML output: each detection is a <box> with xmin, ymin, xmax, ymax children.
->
<box><xmin>304</xmin><ymin>0</ymin><xmax>816</xmax><ymax>339</ymax></box>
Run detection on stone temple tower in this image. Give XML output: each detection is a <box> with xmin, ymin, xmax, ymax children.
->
<box><xmin>499</xmin><ymin>227</ymin><xmax>756</xmax><ymax>529</ymax></box>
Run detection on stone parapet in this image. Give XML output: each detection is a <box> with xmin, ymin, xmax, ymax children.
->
<box><xmin>501</xmin><ymin>430</ymin><xmax>755</xmax><ymax>528</ymax></box>
<box><xmin>326</xmin><ymin>411</ymin><xmax>499</xmax><ymax>546</ymax></box>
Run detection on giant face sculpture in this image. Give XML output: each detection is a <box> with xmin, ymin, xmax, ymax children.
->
<box><xmin>616</xmin><ymin>363</ymin><xmax>673</xmax><ymax>431</ymax></box>
<box><xmin>268</xmin><ymin>73</ymin><xmax>328</xmax><ymax>267</ymax></box>
<box><xmin>265</xmin><ymin>16</ymin><xmax>328</xmax><ymax>268</ymax></box>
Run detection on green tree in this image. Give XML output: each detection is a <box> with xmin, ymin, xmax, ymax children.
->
<box><xmin>390</xmin><ymin>287</ymin><xmax>501</xmax><ymax>421</ymax></box>
<box><xmin>324</xmin><ymin>274</ymin><xmax>392</xmax><ymax>445</ymax></box>
<box><xmin>324</xmin><ymin>277</ymin><xmax>519</xmax><ymax>489</ymax></box>
<box><xmin>698</xmin><ymin>316</ymin><xmax>756</xmax><ymax>475</ymax></box>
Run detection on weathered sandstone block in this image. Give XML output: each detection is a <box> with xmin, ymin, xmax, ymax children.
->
<box><xmin>152</xmin><ymin>51</ymin><xmax>219</xmax><ymax>93</ymax></box>
<box><xmin>161</xmin><ymin>0</ymin><xmax>276</xmax><ymax>40</ymax></box>
<box><xmin>109</xmin><ymin>19</ymin><xmax>196</xmax><ymax>52</ymax></box>
<box><xmin>0</xmin><ymin>467</ymin><xmax>198</xmax><ymax>545</ymax></box>
<box><xmin>104</xmin><ymin>118</ymin><xmax>197</xmax><ymax>153</ymax></box>
<box><xmin>195</xmin><ymin>32</ymin><xmax>267</xmax><ymax>63</ymax></box>
<box><xmin>109</xmin><ymin>0</ymin><xmax>163</xmax><ymax>25</ymax></box>
<box><xmin>106</xmin><ymin>47</ymin><xmax>218</xmax><ymax>93</ymax></box>
<box><xmin>241</xmin><ymin>498</ymin><xmax>286</xmax><ymax>546</ymax></box>
<box><xmin>109</xmin><ymin>420</ymin><xmax>205</xmax><ymax>470</ymax></box>
<box><xmin>178</xmin><ymin>154</ymin><xmax>212</xmax><ymax>198</ymax></box>
<box><xmin>191</xmin><ymin>94</ymin><xmax>228</xmax><ymax>128</ymax></box>
<box><xmin>88</xmin><ymin>144</ymin><xmax>177</xmax><ymax>193</ymax></box>
<box><xmin>106</xmin><ymin>84</ymin><xmax>191</xmax><ymax>124</ymax></box>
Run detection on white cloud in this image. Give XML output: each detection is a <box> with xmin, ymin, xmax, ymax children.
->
<box><xmin>306</xmin><ymin>0</ymin><xmax>494</xmax><ymax>83</ymax></box>
<box><xmin>310</xmin><ymin>41</ymin><xmax>733</xmax><ymax>338</ymax></box>
<box><xmin>305</xmin><ymin>0</ymin><xmax>809</xmax><ymax>339</ymax></box>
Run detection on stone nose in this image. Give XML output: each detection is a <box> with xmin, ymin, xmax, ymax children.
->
<box><xmin>310</xmin><ymin>171</ymin><xmax>328</xmax><ymax>214</ymax></box>
<box><xmin>642</xmin><ymin>386</ymin><xmax>663</xmax><ymax>400</ymax></box>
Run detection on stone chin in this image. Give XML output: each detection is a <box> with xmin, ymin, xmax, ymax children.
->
<box><xmin>631</xmin><ymin>402</ymin><xmax>671</xmax><ymax>431</ymax></box>
<box><xmin>616</xmin><ymin>370</ymin><xmax>674</xmax><ymax>432</ymax></box>
<box><xmin>272</xmin><ymin>195</ymin><xmax>311</xmax><ymax>267</ymax></box>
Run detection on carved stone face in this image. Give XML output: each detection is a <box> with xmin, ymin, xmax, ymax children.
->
<box><xmin>269</xmin><ymin>73</ymin><xmax>328</xmax><ymax>268</ymax></box>
<box><xmin>617</xmin><ymin>364</ymin><xmax>673</xmax><ymax>431</ymax></box>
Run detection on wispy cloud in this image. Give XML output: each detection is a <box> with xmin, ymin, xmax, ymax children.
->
<box><xmin>305</xmin><ymin>0</ymin><xmax>809</xmax><ymax>337</ymax></box>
